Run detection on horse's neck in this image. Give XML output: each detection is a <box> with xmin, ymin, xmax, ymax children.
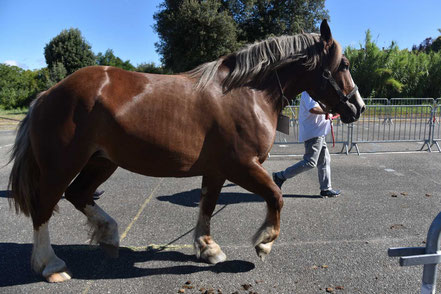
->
<box><xmin>261</xmin><ymin>68</ymin><xmax>306</xmax><ymax>113</ymax></box>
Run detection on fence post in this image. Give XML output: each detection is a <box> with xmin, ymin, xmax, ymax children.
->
<box><xmin>388</xmin><ymin>211</ymin><xmax>441</xmax><ymax>294</ymax></box>
<box><xmin>421</xmin><ymin>105</ymin><xmax>434</xmax><ymax>152</ymax></box>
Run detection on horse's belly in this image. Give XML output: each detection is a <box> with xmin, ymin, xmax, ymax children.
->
<box><xmin>102</xmin><ymin>136</ymin><xmax>206</xmax><ymax>177</ymax></box>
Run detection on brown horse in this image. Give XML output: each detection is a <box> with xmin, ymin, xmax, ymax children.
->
<box><xmin>9</xmin><ymin>20</ymin><xmax>364</xmax><ymax>282</ymax></box>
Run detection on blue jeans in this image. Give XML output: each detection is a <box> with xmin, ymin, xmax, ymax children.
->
<box><xmin>277</xmin><ymin>136</ymin><xmax>331</xmax><ymax>191</ymax></box>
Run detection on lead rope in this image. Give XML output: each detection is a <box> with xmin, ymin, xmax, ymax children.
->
<box><xmin>326</xmin><ymin>113</ymin><xmax>340</xmax><ymax>147</ymax></box>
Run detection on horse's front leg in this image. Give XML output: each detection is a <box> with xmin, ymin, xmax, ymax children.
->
<box><xmin>194</xmin><ymin>175</ymin><xmax>226</xmax><ymax>264</ymax></box>
<box><xmin>227</xmin><ymin>159</ymin><xmax>283</xmax><ymax>261</ymax></box>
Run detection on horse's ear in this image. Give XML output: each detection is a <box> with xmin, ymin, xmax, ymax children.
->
<box><xmin>320</xmin><ymin>19</ymin><xmax>333</xmax><ymax>49</ymax></box>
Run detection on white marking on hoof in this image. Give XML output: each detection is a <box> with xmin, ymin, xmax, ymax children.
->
<box><xmin>46</xmin><ymin>271</ymin><xmax>72</xmax><ymax>283</ymax></box>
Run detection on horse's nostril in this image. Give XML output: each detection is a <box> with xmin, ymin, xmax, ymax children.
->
<box><xmin>361</xmin><ymin>105</ymin><xmax>366</xmax><ymax>113</ymax></box>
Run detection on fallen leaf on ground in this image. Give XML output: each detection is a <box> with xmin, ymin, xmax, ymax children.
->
<box><xmin>390</xmin><ymin>224</ymin><xmax>405</xmax><ymax>229</ymax></box>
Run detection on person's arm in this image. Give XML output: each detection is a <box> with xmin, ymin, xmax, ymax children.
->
<box><xmin>309</xmin><ymin>106</ymin><xmax>327</xmax><ymax>115</ymax></box>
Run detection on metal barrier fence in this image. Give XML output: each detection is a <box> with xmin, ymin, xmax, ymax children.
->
<box><xmin>432</xmin><ymin>105</ymin><xmax>441</xmax><ymax>152</ymax></box>
<box><xmin>390</xmin><ymin>98</ymin><xmax>436</xmax><ymax>105</ymax></box>
<box><xmin>351</xmin><ymin>105</ymin><xmax>433</xmax><ymax>153</ymax></box>
<box><xmin>271</xmin><ymin>98</ymin><xmax>441</xmax><ymax>155</ymax></box>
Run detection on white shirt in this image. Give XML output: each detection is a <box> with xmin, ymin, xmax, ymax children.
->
<box><xmin>298</xmin><ymin>92</ymin><xmax>330</xmax><ymax>142</ymax></box>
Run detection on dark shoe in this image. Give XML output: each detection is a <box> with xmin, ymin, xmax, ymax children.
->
<box><xmin>93</xmin><ymin>190</ymin><xmax>105</xmax><ymax>200</ymax></box>
<box><xmin>272</xmin><ymin>172</ymin><xmax>285</xmax><ymax>189</ymax></box>
<box><xmin>320</xmin><ymin>189</ymin><xmax>341</xmax><ymax>198</ymax></box>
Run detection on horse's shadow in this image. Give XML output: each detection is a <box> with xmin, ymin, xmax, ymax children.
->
<box><xmin>157</xmin><ymin>185</ymin><xmax>321</xmax><ymax>208</ymax></box>
<box><xmin>0</xmin><ymin>243</ymin><xmax>255</xmax><ymax>286</ymax></box>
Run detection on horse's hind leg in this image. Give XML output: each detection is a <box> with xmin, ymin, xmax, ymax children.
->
<box><xmin>194</xmin><ymin>175</ymin><xmax>227</xmax><ymax>264</ymax></box>
<box><xmin>227</xmin><ymin>160</ymin><xmax>283</xmax><ymax>261</ymax></box>
<box><xmin>64</xmin><ymin>152</ymin><xmax>119</xmax><ymax>257</ymax></box>
<box><xmin>32</xmin><ymin>172</ymin><xmax>78</xmax><ymax>283</ymax></box>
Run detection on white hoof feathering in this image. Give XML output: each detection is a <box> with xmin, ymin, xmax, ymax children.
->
<box><xmin>84</xmin><ymin>204</ymin><xmax>119</xmax><ymax>248</ymax></box>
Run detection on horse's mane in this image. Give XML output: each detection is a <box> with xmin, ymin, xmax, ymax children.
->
<box><xmin>188</xmin><ymin>33</ymin><xmax>327</xmax><ymax>92</ymax></box>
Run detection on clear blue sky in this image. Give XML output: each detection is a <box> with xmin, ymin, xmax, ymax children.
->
<box><xmin>1</xmin><ymin>0</ymin><xmax>441</xmax><ymax>70</ymax></box>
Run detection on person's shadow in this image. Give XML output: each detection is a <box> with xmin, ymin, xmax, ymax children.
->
<box><xmin>0</xmin><ymin>243</ymin><xmax>255</xmax><ymax>286</ymax></box>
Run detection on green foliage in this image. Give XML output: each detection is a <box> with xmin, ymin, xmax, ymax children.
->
<box><xmin>136</xmin><ymin>62</ymin><xmax>170</xmax><ymax>74</ymax></box>
<box><xmin>48</xmin><ymin>62</ymin><xmax>67</xmax><ymax>87</ymax></box>
<box><xmin>0</xmin><ymin>64</ymin><xmax>40</xmax><ymax>109</ymax></box>
<box><xmin>154</xmin><ymin>0</ymin><xmax>239</xmax><ymax>72</ymax></box>
<box><xmin>44</xmin><ymin>28</ymin><xmax>96</xmax><ymax>76</ymax></box>
<box><xmin>221</xmin><ymin>0</ymin><xmax>329</xmax><ymax>43</ymax></box>
<box><xmin>345</xmin><ymin>31</ymin><xmax>441</xmax><ymax>98</ymax></box>
<box><xmin>154</xmin><ymin>0</ymin><xmax>328</xmax><ymax>72</ymax></box>
<box><xmin>96</xmin><ymin>49</ymin><xmax>136</xmax><ymax>71</ymax></box>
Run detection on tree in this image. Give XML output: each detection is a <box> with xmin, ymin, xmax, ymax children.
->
<box><xmin>221</xmin><ymin>0</ymin><xmax>329</xmax><ymax>43</ymax></box>
<box><xmin>44</xmin><ymin>28</ymin><xmax>96</xmax><ymax>76</ymax></box>
<box><xmin>96</xmin><ymin>49</ymin><xmax>136</xmax><ymax>71</ymax></box>
<box><xmin>154</xmin><ymin>0</ymin><xmax>329</xmax><ymax>72</ymax></box>
<box><xmin>136</xmin><ymin>62</ymin><xmax>169</xmax><ymax>74</ymax></box>
<box><xmin>345</xmin><ymin>31</ymin><xmax>404</xmax><ymax>98</ymax></box>
<box><xmin>154</xmin><ymin>0</ymin><xmax>239</xmax><ymax>72</ymax></box>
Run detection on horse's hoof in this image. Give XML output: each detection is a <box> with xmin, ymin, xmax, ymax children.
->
<box><xmin>206</xmin><ymin>250</ymin><xmax>227</xmax><ymax>264</ymax></box>
<box><xmin>100</xmin><ymin>242</ymin><xmax>119</xmax><ymax>258</ymax></box>
<box><xmin>46</xmin><ymin>271</ymin><xmax>71</xmax><ymax>283</ymax></box>
<box><xmin>255</xmin><ymin>241</ymin><xmax>274</xmax><ymax>261</ymax></box>
<box><xmin>196</xmin><ymin>239</ymin><xmax>227</xmax><ymax>264</ymax></box>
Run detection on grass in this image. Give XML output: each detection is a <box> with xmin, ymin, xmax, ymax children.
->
<box><xmin>0</xmin><ymin>107</ymin><xmax>28</xmax><ymax>121</ymax></box>
<box><xmin>0</xmin><ymin>107</ymin><xmax>28</xmax><ymax>130</ymax></box>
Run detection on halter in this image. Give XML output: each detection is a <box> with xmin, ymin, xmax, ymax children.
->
<box><xmin>321</xmin><ymin>69</ymin><xmax>359</xmax><ymax>112</ymax></box>
<box><xmin>275</xmin><ymin>71</ymin><xmax>290</xmax><ymax>109</ymax></box>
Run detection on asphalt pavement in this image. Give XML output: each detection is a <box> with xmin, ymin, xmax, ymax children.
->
<box><xmin>1</xmin><ymin>130</ymin><xmax>441</xmax><ymax>293</ymax></box>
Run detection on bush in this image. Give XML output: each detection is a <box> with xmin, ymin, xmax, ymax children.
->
<box><xmin>0</xmin><ymin>64</ymin><xmax>40</xmax><ymax>109</ymax></box>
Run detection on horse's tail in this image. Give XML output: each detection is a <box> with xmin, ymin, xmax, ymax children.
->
<box><xmin>8</xmin><ymin>96</ymin><xmax>41</xmax><ymax>218</ymax></box>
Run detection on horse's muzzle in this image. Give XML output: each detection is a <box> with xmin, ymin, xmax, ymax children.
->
<box><xmin>338</xmin><ymin>99</ymin><xmax>365</xmax><ymax>124</ymax></box>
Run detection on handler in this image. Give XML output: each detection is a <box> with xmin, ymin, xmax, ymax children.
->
<box><xmin>272</xmin><ymin>91</ymin><xmax>341</xmax><ymax>197</ymax></box>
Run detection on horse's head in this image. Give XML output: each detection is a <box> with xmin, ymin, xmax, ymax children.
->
<box><xmin>307</xmin><ymin>20</ymin><xmax>365</xmax><ymax>123</ymax></box>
